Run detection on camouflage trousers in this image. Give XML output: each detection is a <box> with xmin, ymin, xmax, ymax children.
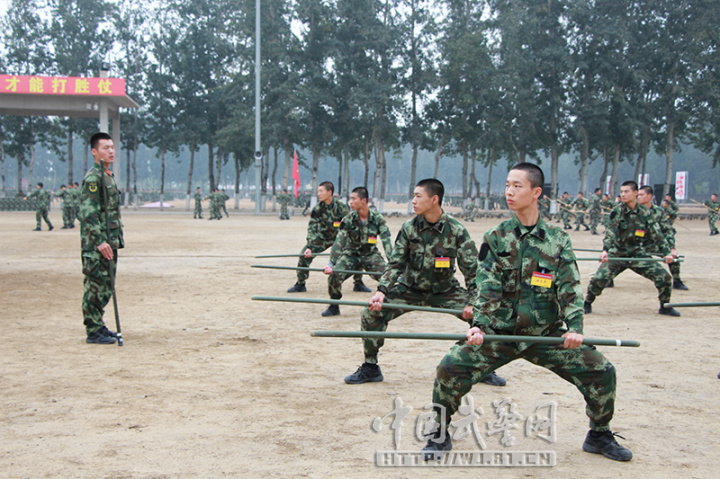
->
<box><xmin>62</xmin><ymin>206</ymin><xmax>74</xmax><ymax>226</ymax></box>
<box><xmin>432</xmin><ymin>332</ymin><xmax>616</xmax><ymax>431</ymax></box>
<box><xmin>194</xmin><ymin>202</ymin><xmax>202</xmax><ymax>218</ymax></box>
<box><xmin>589</xmin><ymin>211</ymin><xmax>601</xmax><ymax>233</ymax></box>
<box><xmin>328</xmin><ymin>252</ymin><xmax>385</xmax><ymax>299</ymax></box>
<box><xmin>709</xmin><ymin>212</ymin><xmax>719</xmax><ymax>234</ymax></box>
<box><xmin>35</xmin><ymin>207</ymin><xmax>53</xmax><ymax>229</ymax></box>
<box><xmin>296</xmin><ymin>242</ymin><xmax>363</xmax><ymax>285</ymax></box>
<box><xmin>280</xmin><ymin>204</ymin><xmax>289</xmax><ymax>220</ymax></box>
<box><xmin>560</xmin><ymin>211</ymin><xmax>572</xmax><ymax>228</ymax></box>
<box><xmin>586</xmin><ymin>259</ymin><xmax>672</xmax><ymax>304</ymax></box>
<box><xmin>82</xmin><ymin>250</ymin><xmax>117</xmax><ymax>335</ymax></box>
<box><xmin>575</xmin><ymin>213</ymin><xmax>588</xmax><ymax>229</ymax></box>
<box><xmin>360</xmin><ymin>284</ymin><xmax>473</xmax><ymax>363</ymax></box>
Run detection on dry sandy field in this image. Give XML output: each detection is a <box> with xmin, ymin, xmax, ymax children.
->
<box><xmin>2</xmin><ymin>200</ymin><xmax>719</xmax><ymax>479</ymax></box>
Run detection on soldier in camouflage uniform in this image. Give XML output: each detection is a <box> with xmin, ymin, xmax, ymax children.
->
<box><xmin>601</xmin><ymin>194</ymin><xmax>613</xmax><ymax>227</ymax></box>
<box><xmin>422</xmin><ymin>163</ymin><xmax>632</xmax><ymax>463</ymax></box>
<box><xmin>574</xmin><ymin>192</ymin><xmax>589</xmax><ymax>231</ymax></box>
<box><xmin>206</xmin><ymin>189</ymin><xmax>222</xmax><ymax>220</ymax></box>
<box><xmin>584</xmin><ymin>181</ymin><xmax>680</xmax><ymax>317</ymax></box>
<box><xmin>320</xmin><ymin>187</ymin><xmax>393</xmax><ymax>316</ymax></box>
<box><xmin>193</xmin><ymin>187</ymin><xmax>203</xmax><ymax>219</ymax></box>
<box><xmin>638</xmin><ymin>186</ymin><xmax>688</xmax><ymax>290</ymax></box>
<box><xmin>54</xmin><ymin>185</ymin><xmax>74</xmax><ymax>228</ymax></box>
<box><xmin>26</xmin><ymin>182</ymin><xmax>54</xmax><ymax>231</ymax></box>
<box><xmin>220</xmin><ymin>189</ymin><xmax>230</xmax><ymax>218</ymax></box>
<box><xmin>69</xmin><ymin>182</ymin><xmax>81</xmax><ymax>227</ymax></box>
<box><xmin>463</xmin><ymin>199</ymin><xmax>476</xmax><ymax>222</ymax></box>
<box><xmin>538</xmin><ymin>195</ymin><xmax>552</xmax><ymax>221</ymax></box>
<box><xmin>557</xmin><ymin>192</ymin><xmax>573</xmax><ymax>229</ymax></box>
<box><xmin>589</xmin><ymin>188</ymin><xmax>602</xmax><ymax>235</ymax></box>
<box><xmin>80</xmin><ymin>133</ymin><xmax>124</xmax><ymax>344</ymax></box>
<box><xmin>287</xmin><ymin>181</ymin><xmax>367</xmax><ymax>292</ymax></box>
<box><xmin>663</xmin><ymin>194</ymin><xmax>678</xmax><ymax>225</ymax></box>
<box><xmin>344</xmin><ymin>178</ymin><xmax>506</xmax><ymax>387</ymax></box>
<box><xmin>275</xmin><ymin>189</ymin><xmax>291</xmax><ymax>220</ymax></box>
<box><xmin>704</xmin><ymin>194</ymin><xmax>719</xmax><ymax>236</ymax></box>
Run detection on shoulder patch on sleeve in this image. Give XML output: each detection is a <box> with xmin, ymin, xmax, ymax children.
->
<box><xmin>478</xmin><ymin>242</ymin><xmax>490</xmax><ymax>261</ymax></box>
<box><xmin>88</xmin><ymin>182</ymin><xmax>98</xmax><ymax>193</ymax></box>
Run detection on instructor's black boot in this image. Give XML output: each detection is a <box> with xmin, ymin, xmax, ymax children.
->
<box><xmin>672</xmin><ymin>280</ymin><xmax>689</xmax><ymax>290</ymax></box>
<box><xmin>344</xmin><ymin>362</ymin><xmax>383</xmax><ymax>384</ymax></box>
<box><xmin>353</xmin><ymin>281</ymin><xmax>372</xmax><ymax>293</ymax></box>
<box><xmin>287</xmin><ymin>282</ymin><xmax>307</xmax><ymax>293</ymax></box>
<box><xmin>658</xmin><ymin>305</ymin><xmax>681</xmax><ymax>317</ymax></box>
<box><xmin>480</xmin><ymin>371</ymin><xmax>506</xmax><ymax>386</ymax></box>
<box><xmin>582</xmin><ymin>430</ymin><xmax>632</xmax><ymax>461</ymax></box>
<box><xmin>583</xmin><ymin>301</ymin><xmax>592</xmax><ymax>314</ymax></box>
<box><xmin>321</xmin><ymin>304</ymin><xmax>340</xmax><ymax>317</ymax></box>
<box><xmin>422</xmin><ymin>429</ymin><xmax>453</xmax><ymax>461</ymax></box>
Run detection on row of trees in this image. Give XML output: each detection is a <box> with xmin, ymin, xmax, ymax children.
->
<box><xmin>1</xmin><ymin>0</ymin><xmax>719</xmax><ymax>208</ymax></box>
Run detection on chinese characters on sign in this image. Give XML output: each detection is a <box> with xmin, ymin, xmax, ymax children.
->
<box><xmin>1</xmin><ymin>74</ymin><xmax>126</xmax><ymax>96</ymax></box>
<box><xmin>675</xmin><ymin>172</ymin><xmax>688</xmax><ymax>200</ymax></box>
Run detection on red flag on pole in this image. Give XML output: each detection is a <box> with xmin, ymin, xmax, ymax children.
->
<box><xmin>292</xmin><ymin>150</ymin><xmax>301</xmax><ymax>198</ymax></box>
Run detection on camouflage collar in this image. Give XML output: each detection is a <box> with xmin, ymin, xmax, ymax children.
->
<box><xmin>416</xmin><ymin>211</ymin><xmax>448</xmax><ymax>232</ymax></box>
<box><xmin>511</xmin><ymin>214</ymin><xmax>547</xmax><ymax>241</ymax></box>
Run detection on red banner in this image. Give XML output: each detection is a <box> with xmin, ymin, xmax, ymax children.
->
<box><xmin>1</xmin><ymin>74</ymin><xmax>127</xmax><ymax>96</ymax></box>
<box><xmin>292</xmin><ymin>150</ymin><xmax>301</xmax><ymax>198</ymax></box>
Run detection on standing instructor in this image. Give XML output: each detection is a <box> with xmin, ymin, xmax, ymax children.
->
<box><xmin>80</xmin><ymin>132</ymin><xmax>124</xmax><ymax>344</ymax></box>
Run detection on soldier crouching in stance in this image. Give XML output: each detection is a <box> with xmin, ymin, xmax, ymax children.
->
<box><xmin>422</xmin><ymin>163</ymin><xmax>632</xmax><ymax>462</ymax></box>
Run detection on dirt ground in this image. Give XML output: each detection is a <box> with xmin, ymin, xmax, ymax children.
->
<box><xmin>2</xmin><ymin>200</ymin><xmax>719</xmax><ymax>479</ymax></box>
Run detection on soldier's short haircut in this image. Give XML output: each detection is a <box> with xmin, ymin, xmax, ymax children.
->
<box><xmin>510</xmin><ymin>162</ymin><xmax>544</xmax><ymax>189</ymax></box>
<box><xmin>416</xmin><ymin>178</ymin><xmax>444</xmax><ymax>205</ymax></box>
<box><xmin>595</xmin><ymin>187</ymin><xmax>602</xmax><ymax>193</ymax></box>
<box><xmin>74</xmin><ymin>182</ymin><xmax>79</xmax><ymax>187</ymax></box>
<box><xmin>90</xmin><ymin>132</ymin><xmax>112</xmax><ymax>149</ymax></box>
<box><xmin>351</xmin><ymin>186</ymin><xmax>369</xmax><ymax>201</ymax></box>
<box><xmin>319</xmin><ymin>181</ymin><xmax>334</xmax><ymax>194</ymax></box>
<box><xmin>639</xmin><ymin>185</ymin><xmax>654</xmax><ymax>196</ymax></box>
<box><xmin>37</xmin><ymin>182</ymin><xmax>43</xmax><ymax>188</ymax></box>
<box><xmin>621</xmin><ymin>180</ymin><xmax>638</xmax><ymax>191</ymax></box>
<box><xmin>61</xmin><ymin>184</ymin><xmax>66</xmax><ymax>188</ymax></box>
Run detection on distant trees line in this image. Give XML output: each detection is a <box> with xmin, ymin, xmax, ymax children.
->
<box><xmin>1</xmin><ymin>0</ymin><xmax>719</xmax><ymax>207</ymax></box>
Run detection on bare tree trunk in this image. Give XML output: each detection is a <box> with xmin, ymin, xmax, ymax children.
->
<box><xmin>132</xmin><ymin>137</ymin><xmax>138</xmax><ymax>210</ymax></box>
<box><xmin>343</xmin><ymin>150</ymin><xmax>350</xmax><ymax>201</ymax></box>
<box><xmin>484</xmin><ymin>151</ymin><xmax>494</xmax><ymax>211</ymax></box>
<box><xmin>208</xmin><ymin>140</ymin><xmax>215</xmax><ymax>191</ymax></box>
<box><xmin>186</xmin><ymin>145</ymin><xmax>195</xmax><ymax>210</ymax></box>
<box><xmin>374</xmin><ymin>134</ymin><xmax>386</xmax><ymax>212</ymax></box>
<box><xmin>363</xmin><ymin>138</ymin><xmax>370</xmax><ymax>189</ymax></box>
<box><xmin>550</xmin><ymin>116</ymin><xmax>559</xmax><ymax>197</ymax></box>
<box><xmin>664</xmin><ymin>122</ymin><xmax>675</xmax><ymax>197</ymax></box>
<box><xmin>470</xmin><ymin>151</ymin><xmax>480</xmax><ymax>199</ymax></box>
<box><xmin>234</xmin><ymin>153</ymin><xmax>240</xmax><ymax>209</ymax></box>
<box><xmin>599</xmin><ymin>145</ymin><xmax>609</xmax><ymax>192</ymax></box>
<box><xmin>578</xmin><ymin>125</ymin><xmax>589</xmax><ymax>195</ymax></box>
<box><xmin>160</xmin><ymin>148</ymin><xmax>166</xmax><ymax>212</ymax></box>
<box><xmin>610</xmin><ymin>143</ymin><xmax>621</xmax><ymax>198</ymax></box>
<box><xmin>1</xmin><ymin>140</ymin><xmax>6</xmax><ymax>196</ymax></box>
<box><xmin>282</xmin><ymin>140</ymin><xmax>292</xmax><ymax>190</ymax></box>
<box><xmin>408</xmin><ymin>138</ymin><xmax>418</xmax><ymax>214</ymax></box>
<box><xmin>434</xmin><ymin>132</ymin><xmax>445</xmax><ymax>179</ymax></box>
<box><xmin>216</xmin><ymin>147</ymin><xmax>224</xmax><ymax>189</ymax></box>
<box><xmin>271</xmin><ymin>147</ymin><xmax>278</xmax><ymax>198</ymax></box>
<box><xmin>28</xmin><ymin>139</ymin><xmax>35</xmax><ymax>190</ymax></box>
<box><xmin>311</xmin><ymin>146</ymin><xmax>319</xmax><ymax>208</ymax></box>
<box><xmin>461</xmin><ymin>139</ymin><xmax>468</xmax><ymax>200</ymax></box>
<box><xmin>67</xmin><ymin>128</ymin><xmax>74</xmax><ymax>185</ymax></box>
<box><xmin>337</xmin><ymin>149</ymin><xmax>343</xmax><ymax>197</ymax></box>
<box><xmin>17</xmin><ymin>155</ymin><xmax>24</xmax><ymax>193</ymax></box>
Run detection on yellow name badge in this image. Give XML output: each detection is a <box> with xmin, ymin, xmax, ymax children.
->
<box><xmin>531</xmin><ymin>271</ymin><xmax>553</xmax><ymax>288</ymax></box>
<box><xmin>635</xmin><ymin>229</ymin><xmax>645</xmax><ymax>237</ymax></box>
<box><xmin>435</xmin><ymin>257</ymin><xmax>450</xmax><ymax>268</ymax></box>
<box><xmin>333</xmin><ymin>221</ymin><xmax>341</xmax><ymax>228</ymax></box>
<box><xmin>368</xmin><ymin>236</ymin><xmax>377</xmax><ymax>244</ymax></box>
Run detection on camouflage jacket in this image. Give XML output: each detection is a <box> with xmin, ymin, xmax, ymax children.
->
<box><xmin>603</xmin><ymin>202</ymin><xmax>670</xmax><ymax>257</ymax></box>
<box><xmin>377</xmin><ymin>212</ymin><xmax>477</xmax><ymax>299</ymax></box>
<box><xmin>664</xmin><ymin>199</ymin><xmax>678</xmax><ymax>222</ymax></box>
<box><xmin>194</xmin><ymin>192</ymin><xmax>202</xmax><ymax>204</ymax></box>
<box><xmin>80</xmin><ymin>162</ymin><xmax>124</xmax><ymax>252</ymax></box>
<box><xmin>69</xmin><ymin>188</ymin><xmax>81</xmax><ymax>207</ymax></box>
<box><xmin>27</xmin><ymin>188</ymin><xmax>51</xmax><ymax>209</ymax></box>
<box><xmin>705</xmin><ymin>200</ymin><xmax>720</xmax><ymax>216</ymax></box>
<box><xmin>646</xmin><ymin>204</ymin><xmax>675</xmax><ymax>250</ymax></box>
<box><xmin>574</xmin><ymin>197</ymin><xmax>588</xmax><ymax>211</ymax></box>
<box><xmin>473</xmin><ymin>214</ymin><xmax>583</xmax><ymax>338</ymax></box>
<box><xmin>54</xmin><ymin>189</ymin><xmax>71</xmax><ymax>208</ymax></box>
<box><xmin>329</xmin><ymin>209</ymin><xmax>393</xmax><ymax>264</ymax></box>
<box><xmin>588</xmin><ymin>194</ymin><xmax>601</xmax><ymax>213</ymax></box>
<box><xmin>276</xmin><ymin>194</ymin><xmax>292</xmax><ymax>207</ymax></box>
<box><xmin>305</xmin><ymin>198</ymin><xmax>349</xmax><ymax>247</ymax></box>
